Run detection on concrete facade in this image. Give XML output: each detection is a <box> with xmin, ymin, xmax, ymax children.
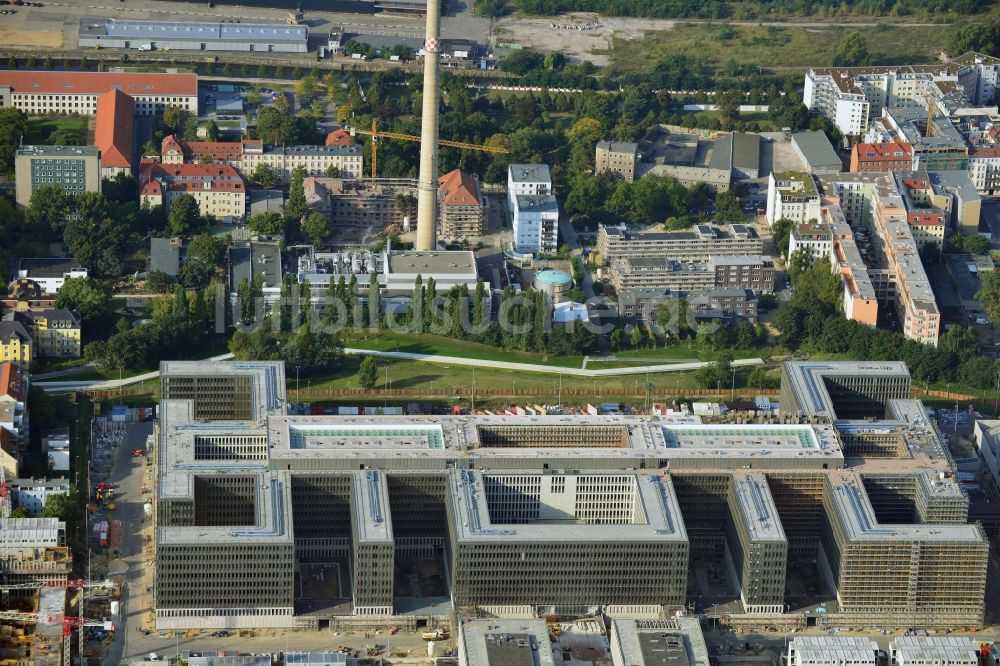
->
<box><xmin>14</xmin><ymin>145</ymin><xmax>100</xmax><ymax>207</ymax></box>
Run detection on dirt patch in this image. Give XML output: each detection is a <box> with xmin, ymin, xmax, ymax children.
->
<box><xmin>0</xmin><ymin>29</ymin><xmax>62</xmax><ymax>49</ymax></box>
<box><xmin>493</xmin><ymin>12</ymin><xmax>676</xmax><ymax>66</ymax></box>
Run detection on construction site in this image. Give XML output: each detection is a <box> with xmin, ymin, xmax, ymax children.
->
<box><xmin>148</xmin><ymin>359</ymin><xmax>989</xmax><ymax>634</ymax></box>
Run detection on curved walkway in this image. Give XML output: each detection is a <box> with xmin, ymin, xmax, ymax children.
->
<box><xmin>340</xmin><ymin>348</ymin><xmax>764</xmax><ymax>377</ymax></box>
<box><xmin>36</xmin><ymin>350</ymin><xmax>765</xmax><ymax>392</ymax></box>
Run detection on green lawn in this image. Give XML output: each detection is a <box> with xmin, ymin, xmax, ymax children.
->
<box><xmin>303</xmin><ymin>355</ymin><xmax>707</xmax><ymax>400</ymax></box>
<box><xmin>24</xmin><ymin>115</ymin><xmax>89</xmax><ymax>145</ymax></box>
<box><xmin>608</xmin><ymin>23</ymin><xmax>946</xmax><ymax>76</ymax></box>
<box><xmin>671</xmin><ymin>109</ymin><xmax>775</xmax><ymax>130</ymax></box>
<box><xmin>341</xmin><ymin>330</ymin><xmax>587</xmax><ymax>368</ymax></box>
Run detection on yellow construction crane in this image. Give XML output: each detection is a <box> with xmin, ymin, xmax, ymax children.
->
<box><xmin>349</xmin><ymin>120</ymin><xmax>508</xmax><ymax>180</ymax></box>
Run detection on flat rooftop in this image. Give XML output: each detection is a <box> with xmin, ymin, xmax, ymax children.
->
<box><xmin>509</xmin><ymin>164</ymin><xmax>551</xmax><ymax>184</ymax></box>
<box><xmin>17</xmin><ymin>145</ymin><xmax>99</xmax><ymax>158</ymax></box>
<box><xmin>612</xmin><ymin>618</ymin><xmax>710</xmax><ymax>666</ymax></box>
<box><xmin>827</xmin><ymin>473</ymin><xmax>985</xmax><ymax>542</ymax></box>
<box><xmin>462</xmin><ymin>620</ymin><xmax>555</xmax><ymax>666</ymax></box>
<box><xmin>18</xmin><ymin>257</ymin><xmax>84</xmax><ymax>278</ymax></box>
<box><xmin>386</xmin><ymin>250</ymin><xmax>476</xmax><ymax>275</ymax></box>
<box><xmin>781</xmin><ymin>361</ymin><xmax>910</xmax><ymax>418</ymax></box>
<box><xmin>788</xmin><ymin>636</ymin><xmax>878</xmax><ymax>662</ymax></box>
<box><xmin>890</xmin><ymin>636</ymin><xmax>980</xmax><ymax>661</ymax></box>
<box><xmin>660</xmin><ymin>423</ymin><xmax>843</xmax><ymax>465</ymax></box>
<box><xmin>80</xmin><ymin>17</ymin><xmax>307</xmax><ymax>44</ymax></box>
<box><xmin>731</xmin><ymin>473</ymin><xmax>786</xmax><ymax>543</ymax></box>
<box><xmin>449</xmin><ymin>470</ymin><xmax>687</xmax><ymax>543</ymax></box>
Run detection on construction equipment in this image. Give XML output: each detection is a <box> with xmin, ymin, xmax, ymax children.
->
<box><xmin>0</xmin><ymin>610</ymin><xmax>113</xmax><ymax>666</ymax></box>
<box><xmin>421</xmin><ymin>628</ymin><xmax>448</xmax><ymax>640</ymax></box>
<box><xmin>349</xmin><ymin>119</ymin><xmax>508</xmax><ymax>180</ymax></box>
<box><xmin>926</xmin><ymin>95</ymin><xmax>937</xmax><ymax>138</ymax></box>
<box><xmin>0</xmin><ymin>579</ymin><xmax>115</xmax><ymax>666</ymax></box>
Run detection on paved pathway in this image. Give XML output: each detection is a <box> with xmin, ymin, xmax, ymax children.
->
<box><xmin>339</xmin><ymin>348</ymin><xmax>764</xmax><ymax>377</ymax></box>
<box><xmin>36</xmin><ymin>350</ymin><xmax>764</xmax><ymax>391</ymax></box>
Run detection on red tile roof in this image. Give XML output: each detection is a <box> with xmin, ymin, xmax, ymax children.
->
<box><xmin>186</xmin><ymin>141</ymin><xmax>243</xmax><ymax>162</ymax></box>
<box><xmin>0</xmin><ymin>363</ymin><xmax>26</xmax><ymax>402</ymax></box>
<box><xmin>141</xmin><ymin>161</ymin><xmax>246</xmax><ymax>194</ymax></box>
<box><xmin>160</xmin><ymin>135</ymin><xmax>243</xmax><ymax>162</ymax></box>
<box><xmin>95</xmin><ymin>89</ymin><xmax>135</xmax><ymax>170</ymax></box>
<box><xmin>0</xmin><ymin>70</ymin><xmax>197</xmax><ymax>97</ymax></box>
<box><xmin>161</xmin><ymin>135</ymin><xmax>185</xmax><ymax>157</ymax></box>
<box><xmin>907</xmin><ymin>212</ymin><xmax>945</xmax><ymax>226</ymax></box>
<box><xmin>853</xmin><ymin>142</ymin><xmax>912</xmax><ymax>162</ymax></box>
<box><xmin>325</xmin><ymin>128</ymin><xmax>353</xmax><ymax>147</ymax></box>
<box><xmin>437</xmin><ymin>169</ymin><xmax>481</xmax><ymax>206</ymax></box>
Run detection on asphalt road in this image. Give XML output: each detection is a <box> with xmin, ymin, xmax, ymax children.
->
<box><xmin>101</xmin><ymin>421</ymin><xmax>155</xmax><ymax>666</ymax></box>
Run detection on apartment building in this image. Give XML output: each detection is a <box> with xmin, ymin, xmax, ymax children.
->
<box><xmin>2</xmin><ymin>309</ymin><xmax>81</xmax><ymax>359</ymax></box>
<box><xmin>610</xmin><ymin>255</ymin><xmax>773</xmax><ymax>307</ymax></box>
<box><xmin>616</xmin><ymin>286</ymin><xmax>676</xmax><ymax>324</ymax></box>
<box><xmin>689</xmin><ymin>286</ymin><xmax>758</xmax><ymax>323</ymax></box>
<box><xmin>140</xmin><ymin>160</ymin><xmax>247</xmax><ymax>223</ymax></box>
<box><xmin>0</xmin><ymin>363</ymin><xmax>27</xmax><ymax>464</ymax></box>
<box><xmin>511</xmin><ymin>194</ymin><xmax>558</xmax><ymax>255</ymax></box>
<box><xmin>94</xmin><ymin>89</ymin><xmax>135</xmax><ymax>178</ymax></box>
<box><xmin>0</xmin><ymin>70</ymin><xmax>197</xmax><ymax>116</ymax></box>
<box><xmin>507</xmin><ymin>163</ymin><xmax>551</xmax><ymax>200</ymax></box>
<box><xmin>816</xmin><ymin>172</ymin><xmax>942</xmax><ymax>346</ymax></box>
<box><xmin>508</xmin><ymin>164</ymin><xmax>556</xmax><ymax>254</ymax></box>
<box><xmin>709</xmin><ymin>255</ymin><xmax>776</xmax><ymax>293</ymax></box>
<box><xmin>595</xmin><ymin>140</ymin><xmax>638</xmax><ymax>182</ymax></box>
<box><xmin>803</xmin><ymin>57</ymin><xmax>992</xmax><ymax>137</ymax></box>
<box><xmin>765</xmin><ymin>172</ymin><xmax>822</xmax><ymax>226</ymax></box>
<box><xmin>240</xmin><ymin>143</ymin><xmax>363</xmax><ymax>183</ymax></box>
<box><xmin>850</xmin><ymin>142</ymin><xmax>914</xmax><ymax>172</ymax></box>
<box><xmin>597</xmin><ymin>223</ymin><xmax>764</xmax><ymax>263</ymax></box>
<box><xmin>8</xmin><ymin>478</ymin><xmax>70</xmax><ymax>516</ymax></box>
<box><xmin>894</xmin><ymin>173</ymin><xmax>948</xmax><ymax>250</ymax></box>
<box><xmin>609</xmin><ymin>257</ymin><xmax>716</xmax><ymax>293</ymax></box>
<box><xmin>0</xmin><ymin>320</ymin><xmax>32</xmax><ymax>367</ymax></box>
<box><xmin>437</xmin><ymin>169</ymin><xmax>484</xmax><ymax>238</ymax></box>
<box><xmin>14</xmin><ymin>145</ymin><xmax>101</xmax><ymax>206</ymax></box>
<box><xmin>873</xmin><ymin>107</ymin><xmax>970</xmax><ymax>173</ymax></box>
<box><xmin>789</xmin><ymin>223</ymin><xmax>833</xmax><ymax>261</ymax></box>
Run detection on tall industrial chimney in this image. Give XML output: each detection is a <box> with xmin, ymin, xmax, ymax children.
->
<box><xmin>415</xmin><ymin>0</ymin><xmax>441</xmax><ymax>252</ymax></box>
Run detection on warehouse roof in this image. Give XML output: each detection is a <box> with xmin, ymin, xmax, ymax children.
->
<box><xmin>792</xmin><ymin>130</ymin><xmax>842</xmax><ymax>171</ymax></box>
<box><xmin>80</xmin><ymin>17</ymin><xmax>307</xmax><ymax>45</ymax></box>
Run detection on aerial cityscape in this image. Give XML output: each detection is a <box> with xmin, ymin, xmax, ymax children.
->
<box><xmin>1</xmin><ymin>0</ymin><xmax>1000</xmax><ymax>664</ymax></box>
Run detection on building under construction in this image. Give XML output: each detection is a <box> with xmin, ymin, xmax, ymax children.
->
<box><xmin>152</xmin><ymin>360</ymin><xmax>988</xmax><ymax>631</ymax></box>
